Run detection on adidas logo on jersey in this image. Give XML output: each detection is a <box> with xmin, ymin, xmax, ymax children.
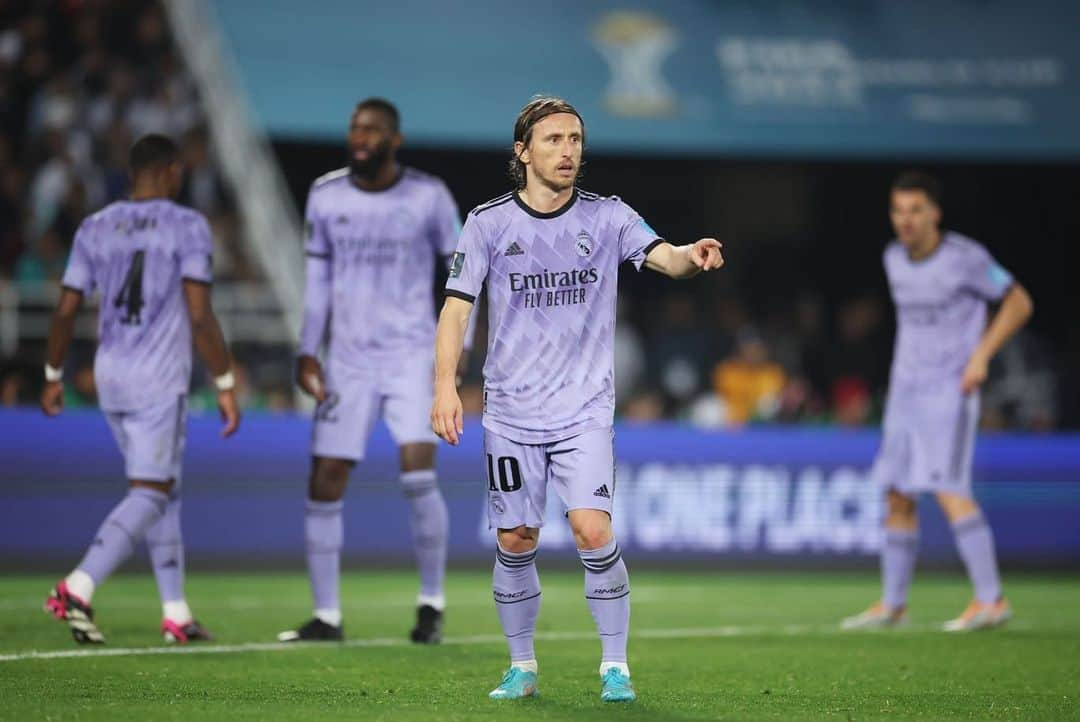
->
<box><xmin>504</xmin><ymin>242</ymin><xmax>525</xmax><ymax>256</ymax></box>
<box><xmin>593</xmin><ymin>484</ymin><xmax>611</xmax><ymax>499</ymax></box>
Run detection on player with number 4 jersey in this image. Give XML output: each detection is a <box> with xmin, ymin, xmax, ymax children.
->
<box><xmin>41</xmin><ymin>134</ymin><xmax>240</xmax><ymax>646</ymax></box>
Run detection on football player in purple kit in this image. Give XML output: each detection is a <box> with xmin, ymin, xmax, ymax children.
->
<box><xmin>278</xmin><ymin>98</ymin><xmax>468</xmax><ymax>645</ymax></box>
<box><xmin>842</xmin><ymin>171</ymin><xmax>1033</xmax><ymax>632</ymax></box>
<box><xmin>431</xmin><ymin>97</ymin><xmax>724</xmax><ymax>702</ymax></box>
<box><xmin>41</xmin><ymin>134</ymin><xmax>240</xmax><ymax>645</ymax></box>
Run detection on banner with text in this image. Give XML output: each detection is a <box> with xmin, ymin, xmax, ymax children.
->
<box><xmin>2</xmin><ymin>411</ymin><xmax>1078</xmax><ymax>565</ymax></box>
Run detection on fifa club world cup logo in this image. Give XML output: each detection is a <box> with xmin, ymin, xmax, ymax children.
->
<box><xmin>592</xmin><ymin>11</ymin><xmax>679</xmax><ymax>118</ymax></box>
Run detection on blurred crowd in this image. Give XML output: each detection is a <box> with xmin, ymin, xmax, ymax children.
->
<box><xmin>455</xmin><ymin>289</ymin><xmax>1058</xmax><ymax>431</ymax></box>
<box><xmin>0</xmin><ymin>0</ymin><xmax>266</xmax><ymax>409</ymax></box>
<box><xmin>0</xmin><ymin>1</ymin><xmax>1062</xmax><ymax>431</ymax></box>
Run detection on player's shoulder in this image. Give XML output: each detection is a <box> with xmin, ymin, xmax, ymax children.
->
<box><xmin>310</xmin><ymin>167</ymin><xmax>351</xmax><ymax>193</ymax></box>
<box><xmin>468</xmin><ymin>190</ymin><xmax>516</xmax><ymax>219</ymax></box>
<box><xmin>400</xmin><ymin>165</ymin><xmax>448</xmax><ymax>190</ymax></box>
<box><xmin>577</xmin><ymin>188</ymin><xmax>620</xmax><ymax>204</ymax></box>
<box><xmin>163</xmin><ymin>200</ymin><xmax>207</xmax><ymax>222</ymax></box>
<box><xmin>883</xmin><ymin>240</ymin><xmax>904</xmax><ymax>263</ymax></box>
<box><xmin>942</xmin><ymin>231</ymin><xmax>986</xmax><ymax>258</ymax></box>
<box><xmin>154</xmin><ymin>201</ymin><xmax>210</xmax><ymax>236</ymax></box>
<box><xmin>577</xmin><ymin>189</ymin><xmax>636</xmax><ymax>218</ymax></box>
<box><xmin>78</xmin><ymin>203</ymin><xmax>120</xmax><ymax>233</ymax></box>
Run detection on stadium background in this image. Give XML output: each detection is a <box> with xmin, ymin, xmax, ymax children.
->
<box><xmin>3</xmin><ymin>3</ymin><xmax>1080</xmax><ymax>720</ymax></box>
<box><xmin>1</xmin><ymin>2</ymin><xmax>1079</xmax><ymax>567</ymax></box>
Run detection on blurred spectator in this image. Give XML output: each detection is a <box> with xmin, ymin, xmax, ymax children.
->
<box><xmin>648</xmin><ymin>293</ymin><xmax>712</xmax><ymax>405</ymax></box>
<box><xmin>830</xmin><ymin>377</ymin><xmax>872</xmax><ymax>427</ymax></box>
<box><xmin>1</xmin><ymin>368</ymin><xmax>26</xmax><ymax>407</ymax></box>
<box><xmin>613</xmin><ymin>296</ymin><xmax>645</xmax><ymax>400</ymax></box>
<box><xmin>460</xmin><ymin>383</ymin><xmax>484</xmax><ymax>416</ymax></box>
<box><xmin>981</xmin><ymin>330</ymin><xmax>1057</xmax><ymax>431</ymax></box>
<box><xmin>621</xmin><ymin>390</ymin><xmax>667</xmax><ymax>423</ymax></box>
<box><xmin>15</xmin><ymin>225</ymin><xmax>67</xmax><ymax>282</ymax></box>
<box><xmin>711</xmin><ymin>327</ymin><xmax>785</xmax><ymax>425</ymax></box>
<box><xmin>827</xmin><ymin>295</ymin><xmax>889</xmax><ymax>401</ymax></box>
<box><xmin>774</xmin><ymin>374</ymin><xmax>828</xmax><ymax>424</ymax></box>
<box><xmin>62</xmin><ymin>363</ymin><xmax>97</xmax><ymax>409</ymax></box>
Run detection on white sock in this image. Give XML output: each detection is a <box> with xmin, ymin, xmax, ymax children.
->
<box><xmin>163</xmin><ymin>600</ymin><xmax>193</xmax><ymax>624</ymax></box>
<box><xmin>417</xmin><ymin>593</ymin><xmax>446</xmax><ymax>612</ymax></box>
<box><xmin>600</xmin><ymin>661</ymin><xmax>630</xmax><ymax>677</ymax></box>
<box><xmin>511</xmin><ymin>659</ymin><xmax>538</xmax><ymax>674</ymax></box>
<box><xmin>65</xmin><ymin>569</ymin><xmax>95</xmax><ymax>603</ymax></box>
<box><xmin>314</xmin><ymin>608</ymin><xmax>342</xmax><ymax>627</ymax></box>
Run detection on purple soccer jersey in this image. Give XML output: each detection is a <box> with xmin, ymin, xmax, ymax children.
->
<box><xmin>298</xmin><ymin>167</ymin><xmax>462</xmax><ymax>364</ymax></box>
<box><xmin>445</xmin><ymin>189</ymin><xmax>662</xmax><ymax>444</ymax></box>
<box><xmin>61</xmin><ymin>199</ymin><xmax>213</xmax><ymax>412</ymax></box>
<box><xmin>884</xmin><ymin>231</ymin><xmax>1014</xmax><ymax>390</ymax></box>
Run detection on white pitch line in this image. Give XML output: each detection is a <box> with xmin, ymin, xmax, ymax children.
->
<box><xmin>2</xmin><ymin>621</ymin><xmax>1028</xmax><ymax>664</ymax></box>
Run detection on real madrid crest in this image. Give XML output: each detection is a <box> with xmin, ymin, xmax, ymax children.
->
<box><xmin>575</xmin><ymin>230</ymin><xmax>594</xmax><ymax>257</ymax></box>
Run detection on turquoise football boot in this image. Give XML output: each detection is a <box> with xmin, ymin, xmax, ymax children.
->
<box><xmin>600</xmin><ymin>668</ymin><xmax>636</xmax><ymax>702</ymax></box>
<box><xmin>488</xmin><ymin>667</ymin><xmax>539</xmax><ymax>700</ymax></box>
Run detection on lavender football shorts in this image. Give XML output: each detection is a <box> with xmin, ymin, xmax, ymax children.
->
<box><xmin>871</xmin><ymin>386</ymin><xmax>979</xmax><ymax>498</ymax></box>
<box><xmin>311</xmin><ymin>354</ymin><xmax>438</xmax><ymax>461</ymax></box>
<box><xmin>103</xmin><ymin>395</ymin><xmax>187</xmax><ymax>483</ymax></box>
<box><xmin>483</xmin><ymin>425</ymin><xmax>616</xmax><ymax>530</ymax></box>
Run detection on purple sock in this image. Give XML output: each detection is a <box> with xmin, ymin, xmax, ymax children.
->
<box><xmin>493</xmin><ymin>544</ymin><xmax>541</xmax><ymax>662</ymax></box>
<box><xmin>881</xmin><ymin>528</ymin><xmax>918</xmax><ymax>610</ymax></box>
<box><xmin>77</xmin><ymin>487</ymin><xmax>169</xmax><ymax>585</ymax></box>
<box><xmin>306</xmin><ymin>499</ymin><xmax>343</xmax><ymax>616</ymax></box>
<box><xmin>579</xmin><ymin>538</ymin><xmax>630</xmax><ymax>664</ymax></box>
<box><xmin>146</xmin><ymin>493</ymin><xmax>185</xmax><ymax>604</ymax></box>
<box><xmin>401</xmin><ymin>471</ymin><xmax>448</xmax><ymax>603</ymax></box>
<box><xmin>952</xmin><ymin>512</ymin><xmax>1003</xmax><ymax>604</ymax></box>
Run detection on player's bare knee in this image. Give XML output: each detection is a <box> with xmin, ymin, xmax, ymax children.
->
<box><xmin>497</xmin><ymin>526</ymin><xmax>538</xmax><ymax>553</ymax></box>
<box><xmin>130</xmin><ymin>478</ymin><xmax>175</xmax><ymax>494</ymax></box>
<box><xmin>308</xmin><ymin>457</ymin><xmax>352</xmax><ymax>502</ymax></box>
<box><xmin>569</xmin><ymin>512</ymin><xmax>613</xmax><ymax>550</ymax></box>
<box><xmin>885</xmin><ymin>490</ymin><xmax>917</xmax><ymax>529</ymax></box>
<box><xmin>399</xmin><ymin>443</ymin><xmax>436</xmax><ymax>473</ymax></box>
<box><xmin>935</xmin><ymin>492</ymin><xmax>979</xmax><ymax>523</ymax></box>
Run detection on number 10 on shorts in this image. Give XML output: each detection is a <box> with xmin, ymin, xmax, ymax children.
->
<box><xmin>487</xmin><ymin>454</ymin><xmax>522</xmax><ymax>492</ymax></box>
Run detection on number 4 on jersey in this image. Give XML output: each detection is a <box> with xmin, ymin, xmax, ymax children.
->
<box><xmin>114</xmin><ymin>250</ymin><xmax>146</xmax><ymax>325</ymax></box>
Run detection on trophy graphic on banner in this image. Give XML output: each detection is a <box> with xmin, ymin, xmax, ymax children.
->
<box><xmin>593</xmin><ymin>11</ymin><xmax>679</xmax><ymax>118</ymax></box>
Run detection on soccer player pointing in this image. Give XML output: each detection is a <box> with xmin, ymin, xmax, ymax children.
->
<box><xmin>431</xmin><ymin>97</ymin><xmax>722</xmax><ymax>702</ymax></box>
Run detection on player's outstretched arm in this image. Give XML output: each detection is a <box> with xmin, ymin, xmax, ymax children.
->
<box><xmin>40</xmin><ymin>288</ymin><xmax>84</xmax><ymax>416</ymax></box>
<box><xmin>961</xmin><ymin>282</ymin><xmax>1034</xmax><ymax>393</ymax></box>
<box><xmin>431</xmin><ymin>296</ymin><xmax>473</xmax><ymax>446</ymax></box>
<box><xmin>182</xmin><ymin>279</ymin><xmax>240</xmax><ymax>437</ymax></box>
<box><xmin>644</xmin><ymin>238</ymin><xmax>724</xmax><ymax>279</ymax></box>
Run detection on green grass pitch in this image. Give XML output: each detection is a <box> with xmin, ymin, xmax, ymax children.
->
<box><xmin>1</xmin><ymin>570</ymin><xmax>1077</xmax><ymax>721</ymax></box>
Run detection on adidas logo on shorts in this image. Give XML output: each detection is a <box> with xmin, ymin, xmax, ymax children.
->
<box><xmin>504</xmin><ymin>241</ymin><xmax>524</xmax><ymax>256</ymax></box>
<box><xmin>593</xmin><ymin>484</ymin><xmax>611</xmax><ymax>499</ymax></box>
